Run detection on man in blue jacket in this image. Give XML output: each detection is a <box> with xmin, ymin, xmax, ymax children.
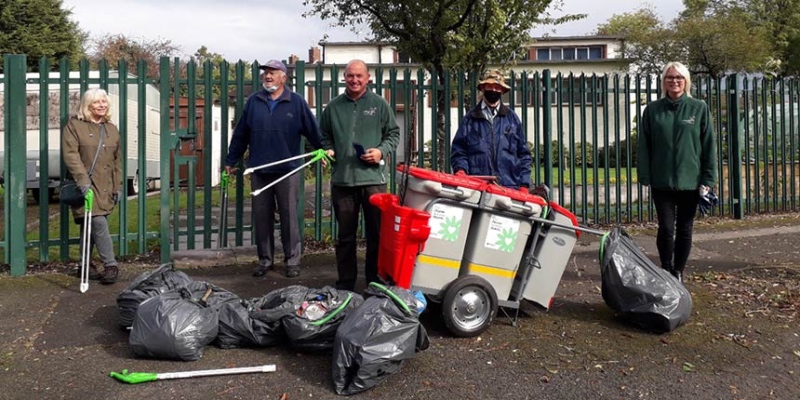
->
<box><xmin>451</xmin><ymin>70</ymin><xmax>531</xmax><ymax>190</ymax></box>
<box><xmin>225</xmin><ymin>59</ymin><xmax>324</xmax><ymax>278</ymax></box>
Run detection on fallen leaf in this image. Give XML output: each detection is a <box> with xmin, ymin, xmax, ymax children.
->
<box><xmin>682</xmin><ymin>362</ymin><xmax>696</xmax><ymax>372</ymax></box>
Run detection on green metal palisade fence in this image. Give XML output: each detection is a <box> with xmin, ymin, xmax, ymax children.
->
<box><xmin>1</xmin><ymin>55</ymin><xmax>798</xmax><ymax>274</ymax></box>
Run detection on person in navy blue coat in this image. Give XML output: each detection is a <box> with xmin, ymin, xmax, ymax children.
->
<box><xmin>451</xmin><ymin>70</ymin><xmax>531</xmax><ymax>190</ymax></box>
<box><xmin>225</xmin><ymin>59</ymin><xmax>323</xmax><ymax>278</ymax></box>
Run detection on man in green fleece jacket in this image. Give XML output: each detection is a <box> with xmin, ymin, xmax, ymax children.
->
<box><xmin>637</xmin><ymin>61</ymin><xmax>717</xmax><ymax>283</ymax></box>
<box><xmin>320</xmin><ymin>59</ymin><xmax>400</xmax><ymax>291</ymax></box>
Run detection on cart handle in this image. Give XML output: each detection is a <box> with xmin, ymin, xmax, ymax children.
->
<box><xmin>529</xmin><ymin>216</ymin><xmax>607</xmax><ymax>236</ymax></box>
<box><xmin>419</xmin><ymin>180</ymin><xmax>469</xmax><ymax>201</ymax></box>
<box><xmin>494</xmin><ymin>196</ymin><xmax>541</xmax><ymax>216</ymax></box>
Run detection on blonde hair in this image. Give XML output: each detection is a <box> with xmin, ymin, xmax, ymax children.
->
<box><xmin>76</xmin><ymin>88</ymin><xmax>112</xmax><ymax>122</ymax></box>
<box><xmin>660</xmin><ymin>62</ymin><xmax>692</xmax><ymax>98</ymax></box>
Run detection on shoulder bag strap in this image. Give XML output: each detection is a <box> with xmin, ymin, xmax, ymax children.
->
<box><xmin>86</xmin><ymin>123</ymin><xmax>106</xmax><ymax>179</ymax></box>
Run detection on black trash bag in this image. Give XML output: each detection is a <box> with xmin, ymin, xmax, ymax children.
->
<box><xmin>216</xmin><ymin>295</ymin><xmax>289</xmax><ymax>349</ymax></box>
<box><xmin>117</xmin><ymin>263</ymin><xmax>194</xmax><ymax>328</ymax></box>
<box><xmin>130</xmin><ymin>281</ymin><xmax>238</xmax><ymax>361</ymax></box>
<box><xmin>244</xmin><ymin>285</ymin><xmax>311</xmax><ymax>347</ymax></box>
<box><xmin>332</xmin><ymin>282</ymin><xmax>430</xmax><ymax>396</ymax></box>
<box><xmin>600</xmin><ymin>227</ymin><xmax>693</xmax><ymax>333</ymax></box>
<box><xmin>281</xmin><ymin>286</ymin><xmax>364</xmax><ymax>352</ymax></box>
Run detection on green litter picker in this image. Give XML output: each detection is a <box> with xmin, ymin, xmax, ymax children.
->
<box><xmin>109</xmin><ymin>364</ymin><xmax>276</xmax><ymax>384</ymax></box>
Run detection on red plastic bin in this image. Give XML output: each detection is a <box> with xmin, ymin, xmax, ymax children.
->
<box><xmin>370</xmin><ymin>193</ymin><xmax>432</xmax><ymax>289</ymax></box>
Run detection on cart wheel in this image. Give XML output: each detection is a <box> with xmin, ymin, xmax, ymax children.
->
<box><xmin>442</xmin><ymin>275</ymin><xmax>498</xmax><ymax>337</ymax></box>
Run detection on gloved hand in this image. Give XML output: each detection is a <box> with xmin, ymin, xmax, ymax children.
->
<box><xmin>112</xmin><ymin>192</ymin><xmax>119</xmax><ymax>204</ymax></box>
<box><xmin>79</xmin><ymin>185</ymin><xmax>90</xmax><ymax>195</ymax></box>
<box><xmin>519</xmin><ymin>186</ymin><xmax>529</xmax><ymax>193</ymax></box>
<box><xmin>455</xmin><ymin>170</ymin><xmax>467</xmax><ymax>176</ymax></box>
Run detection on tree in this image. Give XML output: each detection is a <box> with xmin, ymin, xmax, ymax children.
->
<box><xmin>595</xmin><ymin>8</ymin><xmax>681</xmax><ymax>74</ymax></box>
<box><xmin>597</xmin><ymin>3</ymin><xmax>776</xmax><ymax>77</ymax></box>
<box><xmin>689</xmin><ymin>0</ymin><xmax>800</xmax><ymax>75</ymax></box>
<box><xmin>87</xmin><ymin>34</ymin><xmax>180</xmax><ymax>78</ymax></box>
<box><xmin>303</xmin><ymin>0</ymin><xmax>581</xmax><ymax>169</ymax></box>
<box><xmin>0</xmin><ymin>0</ymin><xmax>85</xmax><ymax>71</ymax></box>
<box><xmin>191</xmin><ymin>46</ymin><xmax>253</xmax><ymax>100</ymax></box>
<box><xmin>675</xmin><ymin>10</ymin><xmax>773</xmax><ymax>78</ymax></box>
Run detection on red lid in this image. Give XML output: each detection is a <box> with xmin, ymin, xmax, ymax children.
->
<box><xmin>548</xmin><ymin>201</ymin><xmax>581</xmax><ymax>238</ymax></box>
<box><xmin>397</xmin><ymin>165</ymin><xmax>489</xmax><ymax>191</ymax></box>
<box><xmin>485</xmin><ymin>184</ymin><xmax>548</xmax><ymax>206</ymax></box>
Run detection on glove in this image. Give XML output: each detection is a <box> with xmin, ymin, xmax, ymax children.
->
<box><xmin>112</xmin><ymin>192</ymin><xmax>119</xmax><ymax>204</ymax></box>
<box><xmin>455</xmin><ymin>170</ymin><xmax>467</xmax><ymax>176</ymax></box>
<box><xmin>519</xmin><ymin>186</ymin><xmax>529</xmax><ymax>193</ymax></box>
<box><xmin>79</xmin><ymin>185</ymin><xmax>90</xmax><ymax>195</ymax></box>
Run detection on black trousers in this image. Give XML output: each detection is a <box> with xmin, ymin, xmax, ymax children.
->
<box><xmin>331</xmin><ymin>184</ymin><xmax>385</xmax><ymax>291</ymax></box>
<box><xmin>651</xmin><ymin>188</ymin><xmax>700</xmax><ymax>273</ymax></box>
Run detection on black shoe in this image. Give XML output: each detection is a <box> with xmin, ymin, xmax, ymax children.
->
<box><xmin>100</xmin><ymin>265</ymin><xmax>119</xmax><ymax>285</ymax></box>
<box><xmin>671</xmin><ymin>269</ymin><xmax>683</xmax><ymax>283</ymax></box>
<box><xmin>286</xmin><ymin>265</ymin><xmax>300</xmax><ymax>278</ymax></box>
<box><xmin>252</xmin><ymin>263</ymin><xmax>272</xmax><ymax>277</ymax></box>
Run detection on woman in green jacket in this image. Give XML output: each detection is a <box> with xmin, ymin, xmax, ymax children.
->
<box><xmin>637</xmin><ymin>61</ymin><xmax>717</xmax><ymax>282</ymax></box>
<box><xmin>62</xmin><ymin>88</ymin><xmax>123</xmax><ymax>284</ymax></box>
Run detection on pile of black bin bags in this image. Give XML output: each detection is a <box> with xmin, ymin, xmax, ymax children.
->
<box><xmin>600</xmin><ymin>228</ymin><xmax>693</xmax><ymax>333</ymax></box>
<box><xmin>117</xmin><ymin>264</ymin><xmax>429</xmax><ymax>394</ymax></box>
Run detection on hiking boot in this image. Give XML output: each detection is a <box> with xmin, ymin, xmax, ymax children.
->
<box><xmin>252</xmin><ymin>262</ymin><xmax>273</xmax><ymax>277</ymax></box>
<box><xmin>100</xmin><ymin>265</ymin><xmax>119</xmax><ymax>285</ymax></box>
<box><xmin>286</xmin><ymin>265</ymin><xmax>300</xmax><ymax>278</ymax></box>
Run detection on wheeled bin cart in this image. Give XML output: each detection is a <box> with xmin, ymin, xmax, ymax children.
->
<box><xmin>396</xmin><ymin>165</ymin><xmax>488</xmax><ymax>293</ymax></box>
<box><xmin>510</xmin><ymin>201</ymin><xmax>581</xmax><ymax>309</ymax></box>
<box><xmin>435</xmin><ymin>185</ymin><xmax>547</xmax><ymax>336</ymax></box>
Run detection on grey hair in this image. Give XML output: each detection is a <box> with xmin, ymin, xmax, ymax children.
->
<box><xmin>76</xmin><ymin>88</ymin><xmax>112</xmax><ymax>122</ymax></box>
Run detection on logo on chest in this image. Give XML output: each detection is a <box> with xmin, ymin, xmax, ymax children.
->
<box><xmin>363</xmin><ymin>107</ymin><xmax>377</xmax><ymax>116</ymax></box>
<box><xmin>682</xmin><ymin>116</ymin><xmax>696</xmax><ymax>125</ymax></box>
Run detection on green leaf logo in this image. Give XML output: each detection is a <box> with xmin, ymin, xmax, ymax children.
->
<box><xmin>437</xmin><ymin>216</ymin><xmax>461</xmax><ymax>242</ymax></box>
<box><xmin>495</xmin><ymin>227</ymin><xmax>518</xmax><ymax>252</ymax></box>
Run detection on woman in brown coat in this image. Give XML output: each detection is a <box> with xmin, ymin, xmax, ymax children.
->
<box><xmin>61</xmin><ymin>88</ymin><xmax>122</xmax><ymax>284</ymax></box>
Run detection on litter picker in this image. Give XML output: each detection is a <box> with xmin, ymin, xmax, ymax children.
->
<box><xmin>79</xmin><ymin>189</ymin><xmax>95</xmax><ymax>294</ymax></box>
<box><xmin>217</xmin><ymin>170</ymin><xmax>230</xmax><ymax>248</ymax></box>
<box><xmin>246</xmin><ymin>149</ymin><xmax>333</xmax><ymax>197</ymax></box>
<box><xmin>109</xmin><ymin>364</ymin><xmax>277</xmax><ymax>384</ymax></box>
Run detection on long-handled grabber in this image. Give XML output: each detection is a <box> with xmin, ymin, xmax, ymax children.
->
<box><xmin>109</xmin><ymin>364</ymin><xmax>277</xmax><ymax>384</ymax></box>
<box><xmin>249</xmin><ymin>149</ymin><xmax>333</xmax><ymax>197</ymax></box>
<box><xmin>80</xmin><ymin>189</ymin><xmax>95</xmax><ymax>294</ymax></box>
<box><xmin>217</xmin><ymin>170</ymin><xmax>230</xmax><ymax>248</ymax></box>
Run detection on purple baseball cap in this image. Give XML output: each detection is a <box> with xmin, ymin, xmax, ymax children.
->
<box><xmin>258</xmin><ymin>59</ymin><xmax>287</xmax><ymax>73</ymax></box>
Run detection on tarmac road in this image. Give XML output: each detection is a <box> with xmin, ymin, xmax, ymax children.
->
<box><xmin>1</xmin><ymin>214</ymin><xmax>799</xmax><ymax>400</ymax></box>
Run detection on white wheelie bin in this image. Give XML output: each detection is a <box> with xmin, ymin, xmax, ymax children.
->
<box><xmin>396</xmin><ymin>165</ymin><xmax>488</xmax><ymax>293</ymax></box>
<box><xmin>459</xmin><ymin>185</ymin><xmax>546</xmax><ymax>303</ymax></box>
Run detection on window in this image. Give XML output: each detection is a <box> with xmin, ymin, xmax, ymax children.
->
<box><xmin>534</xmin><ymin>46</ymin><xmax>606</xmax><ymax>61</ymax></box>
<box><xmin>537</xmin><ymin>48</ymin><xmax>550</xmax><ymax>61</ymax></box>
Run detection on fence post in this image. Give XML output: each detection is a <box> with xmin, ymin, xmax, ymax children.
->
<box><xmin>159</xmin><ymin>57</ymin><xmax>172</xmax><ymax>263</ymax></box>
<box><xmin>295</xmin><ymin>60</ymin><xmax>307</xmax><ymax>249</ymax></box>
<box><xmin>727</xmin><ymin>75</ymin><xmax>743</xmax><ymax>219</ymax></box>
<box><xmin>542</xmin><ymin>69</ymin><xmax>552</xmax><ymax>186</ymax></box>
<box><xmin>3</xmin><ymin>55</ymin><xmax>28</xmax><ymax>275</ymax></box>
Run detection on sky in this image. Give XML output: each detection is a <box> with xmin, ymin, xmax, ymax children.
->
<box><xmin>63</xmin><ymin>0</ymin><xmax>684</xmax><ymax>63</ymax></box>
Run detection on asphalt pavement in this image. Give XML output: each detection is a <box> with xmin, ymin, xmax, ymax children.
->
<box><xmin>1</xmin><ymin>215</ymin><xmax>799</xmax><ymax>400</ymax></box>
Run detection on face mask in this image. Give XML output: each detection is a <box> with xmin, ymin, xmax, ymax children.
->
<box><xmin>263</xmin><ymin>83</ymin><xmax>278</xmax><ymax>93</ymax></box>
<box><xmin>483</xmin><ymin>90</ymin><xmax>502</xmax><ymax>104</ymax></box>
